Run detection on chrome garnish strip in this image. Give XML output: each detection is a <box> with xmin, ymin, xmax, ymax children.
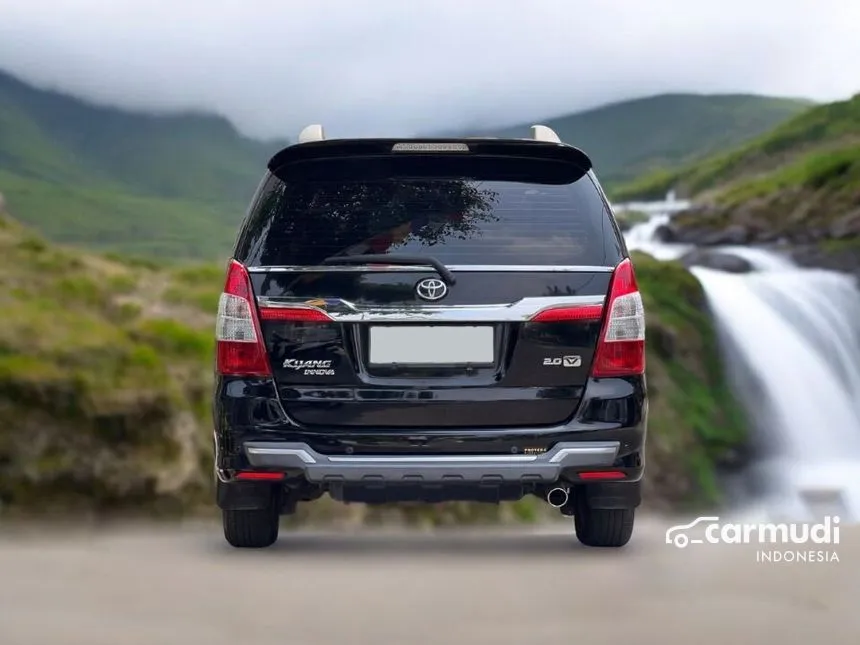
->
<box><xmin>246</xmin><ymin>264</ymin><xmax>614</xmax><ymax>273</ymax></box>
<box><xmin>255</xmin><ymin>295</ymin><xmax>605</xmax><ymax>322</ymax></box>
<box><xmin>243</xmin><ymin>442</ymin><xmax>623</xmax><ymax>477</ymax></box>
<box><xmin>245</xmin><ymin>443</ymin><xmax>622</xmax><ymax>465</ymax></box>
<box><xmin>326</xmin><ymin>454</ymin><xmax>539</xmax><ymax>463</ymax></box>
<box><xmin>548</xmin><ymin>445</ymin><xmax>619</xmax><ymax>463</ymax></box>
<box><xmin>244</xmin><ymin>446</ymin><xmax>316</xmax><ymax>464</ymax></box>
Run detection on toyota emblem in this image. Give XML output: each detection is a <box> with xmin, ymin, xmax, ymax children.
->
<box><xmin>415</xmin><ymin>278</ymin><xmax>448</xmax><ymax>301</ymax></box>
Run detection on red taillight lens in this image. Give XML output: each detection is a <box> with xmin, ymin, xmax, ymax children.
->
<box><xmin>215</xmin><ymin>260</ymin><xmax>272</xmax><ymax>377</ymax></box>
<box><xmin>590</xmin><ymin>258</ymin><xmax>645</xmax><ymax>378</ymax></box>
<box><xmin>529</xmin><ymin>304</ymin><xmax>604</xmax><ymax>322</ymax></box>
<box><xmin>258</xmin><ymin>307</ymin><xmax>333</xmax><ymax>322</ymax></box>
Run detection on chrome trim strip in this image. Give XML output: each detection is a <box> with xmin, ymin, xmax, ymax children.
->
<box><xmin>327</xmin><ymin>454</ymin><xmax>539</xmax><ymax>464</ymax></box>
<box><xmin>548</xmin><ymin>445</ymin><xmax>619</xmax><ymax>463</ymax></box>
<box><xmin>242</xmin><ymin>441</ymin><xmax>622</xmax><ymax>484</ymax></box>
<box><xmin>246</xmin><ymin>265</ymin><xmax>614</xmax><ymax>273</ymax></box>
<box><xmin>245</xmin><ymin>446</ymin><xmax>316</xmax><ymax>464</ymax></box>
<box><xmin>255</xmin><ymin>295</ymin><xmax>605</xmax><ymax>322</ymax></box>
<box><xmin>243</xmin><ymin>444</ymin><xmax>622</xmax><ymax>466</ymax></box>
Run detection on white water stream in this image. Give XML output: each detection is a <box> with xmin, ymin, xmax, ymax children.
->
<box><xmin>625</xmin><ymin>213</ymin><xmax>860</xmax><ymax>522</ymax></box>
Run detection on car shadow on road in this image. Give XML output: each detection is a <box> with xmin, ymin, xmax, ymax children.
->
<box><xmin>206</xmin><ymin>527</ymin><xmax>648</xmax><ymax>559</ymax></box>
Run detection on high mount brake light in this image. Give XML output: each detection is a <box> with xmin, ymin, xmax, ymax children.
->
<box><xmin>215</xmin><ymin>260</ymin><xmax>272</xmax><ymax>376</ymax></box>
<box><xmin>590</xmin><ymin>258</ymin><xmax>645</xmax><ymax>377</ymax></box>
<box><xmin>391</xmin><ymin>142</ymin><xmax>470</xmax><ymax>152</ymax></box>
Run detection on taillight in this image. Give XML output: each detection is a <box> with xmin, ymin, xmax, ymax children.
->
<box><xmin>529</xmin><ymin>304</ymin><xmax>604</xmax><ymax>322</ymax></box>
<box><xmin>590</xmin><ymin>258</ymin><xmax>645</xmax><ymax>377</ymax></box>
<box><xmin>215</xmin><ymin>260</ymin><xmax>272</xmax><ymax>376</ymax></box>
<box><xmin>258</xmin><ymin>307</ymin><xmax>333</xmax><ymax>322</ymax></box>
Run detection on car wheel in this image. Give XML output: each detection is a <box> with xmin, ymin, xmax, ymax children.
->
<box><xmin>222</xmin><ymin>505</ymin><xmax>280</xmax><ymax>548</ymax></box>
<box><xmin>573</xmin><ymin>495</ymin><xmax>635</xmax><ymax>548</ymax></box>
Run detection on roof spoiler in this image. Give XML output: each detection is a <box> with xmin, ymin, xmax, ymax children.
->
<box><xmin>269</xmin><ymin>124</ymin><xmax>587</xmax><ymax>174</ymax></box>
<box><xmin>293</xmin><ymin>123</ymin><xmax>563</xmax><ymax>145</ymax></box>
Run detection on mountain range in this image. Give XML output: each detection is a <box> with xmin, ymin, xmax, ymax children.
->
<box><xmin>0</xmin><ymin>70</ymin><xmax>284</xmax><ymax>259</ymax></box>
<box><xmin>440</xmin><ymin>93</ymin><xmax>813</xmax><ymax>186</ymax></box>
<box><xmin>0</xmin><ymin>68</ymin><xmax>812</xmax><ymax>259</ymax></box>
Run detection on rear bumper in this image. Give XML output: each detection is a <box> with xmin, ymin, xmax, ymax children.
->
<box><xmin>214</xmin><ymin>374</ymin><xmax>647</xmax><ymax>498</ymax></box>
<box><xmin>243</xmin><ymin>440</ymin><xmax>621</xmax><ymax>484</ymax></box>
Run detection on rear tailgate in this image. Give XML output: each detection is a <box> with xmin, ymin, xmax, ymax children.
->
<box><xmin>236</xmin><ymin>139</ymin><xmax>624</xmax><ymax>428</ymax></box>
<box><xmin>252</xmin><ymin>269</ymin><xmax>612</xmax><ymax>427</ymax></box>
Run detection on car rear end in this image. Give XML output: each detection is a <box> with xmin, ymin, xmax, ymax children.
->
<box><xmin>213</xmin><ymin>136</ymin><xmax>647</xmax><ymax>548</ymax></box>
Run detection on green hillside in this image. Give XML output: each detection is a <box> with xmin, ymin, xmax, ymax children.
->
<box><xmin>612</xmin><ymin>92</ymin><xmax>860</xmax><ymax>202</ymax></box>
<box><xmin>0</xmin><ymin>70</ymin><xmax>285</xmax><ymax>259</ymax></box>
<box><xmin>0</xmin><ymin>69</ymin><xmax>814</xmax><ymax>261</ymax></box>
<box><xmin>0</xmin><ymin>207</ymin><xmax>746</xmax><ymax>516</ymax></box>
<box><xmin>453</xmin><ymin>94</ymin><xmax>812</xmax><ymax>186</ymax></box>
<box><xmin>613</xmin><ymin>93</ymin><xmax>860</xmax><ymax>256</ymax></box>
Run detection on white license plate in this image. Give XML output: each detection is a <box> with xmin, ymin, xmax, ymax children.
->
<box><xmin>368</xmin><ymin>325</ymin><xmax>495</xmax><ymax>365</ymax></box>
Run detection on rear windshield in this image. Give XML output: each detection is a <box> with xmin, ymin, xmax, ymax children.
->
<box><xmin>234</xmin><ymin>157</ymin><xmax>621</xmax><ymax>267</ymax></box>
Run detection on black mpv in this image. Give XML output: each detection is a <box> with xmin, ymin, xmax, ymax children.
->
<box><xmin>213</xmin><ymin>125</ymin><xmax>647</xmax><ymax>548</ymax></box>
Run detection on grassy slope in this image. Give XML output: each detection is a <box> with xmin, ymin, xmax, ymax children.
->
<box><xmin>0</xmin><ymin>70</ymin><xmax>285</xmax><ymax>259</ymax></box>
<box><xmin>0</xmin><ymin>207</ymin><xmax>746</xmax><ymax>518</ymax></box>
<box><xmin>0</xmin><ymin>213</ymin><xmax>216</xmax><ymax>514</ymax></box>
<box><xmin>612</xmin><ymin>93</ymin><xmax>860</xmax><ymax>204</ymax></box>
<box><xmin>633</xmin><ymin>252</ymin><xmax>747</xmax><ymax>505</ymax></box>
<box><xmin>0</xmin><ymin>71</ymin><xmax>811</xmax><ymax>259</ymax></box>
<box><xmin>451</xmin><ymin>94</ymin><xmax>811</xmax><ymax>185</ymax></box>
<box><xmin>611</xmin><ymin>93</ymin><xmax>860</xmax><ymax>279</ymax></box>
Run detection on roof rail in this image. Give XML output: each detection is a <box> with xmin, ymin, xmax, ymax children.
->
<box><xmin>297</xmin><ymin>124</ymin><xmax>326</xmax><ymax>144</ymax></box>
<box><xmin>530</xmin><ymin>124</ymin><xmax>561</xmax><ymax>143</ymax></box>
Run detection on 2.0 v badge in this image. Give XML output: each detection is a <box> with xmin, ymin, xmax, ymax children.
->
<box><xmin>543</xmin><ymin>356</ymin><xmax>583</xmax><ymax>367</ymax></box>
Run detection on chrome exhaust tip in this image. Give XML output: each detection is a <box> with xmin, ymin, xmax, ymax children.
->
<box><xmin>547</xmin><ymin>487</ymin><xmax>569</xmax><ymax>508</ymax></box>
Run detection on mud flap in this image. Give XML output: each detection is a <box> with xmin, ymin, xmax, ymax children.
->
<box><xmin>578</xmin><ymin>480</ymin><xmax>641</xmax><ymax>510</ymax></box>
<box><xmin>216</xmin><ymin>480</ymin><xmax>279</xmax><ymax>511</ymax></box>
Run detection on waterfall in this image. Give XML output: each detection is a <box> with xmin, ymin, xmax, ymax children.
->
<box><xmin>625</xmin><ymin>214</ymin><xmax>860</xmax><ymax>522</ymax></box>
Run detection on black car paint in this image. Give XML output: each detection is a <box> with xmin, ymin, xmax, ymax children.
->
<box><xmin>214</xmin><ymin>371</ymin><xmax>645</xmax><ymax>507</ymax></box>
<box><xmin>214</xmin><ymin>141</ymin><xmax>646</xmax><ymax>511</ymax></box>
<box><xmin>215</xmin><ymin>374</ymin><xmax>645</xmax><ymax>459</ymax></box>
<box><xmin>254</xmin><ymin>270</ymin><xmax>611</xmax><ymax>428</ymax></box>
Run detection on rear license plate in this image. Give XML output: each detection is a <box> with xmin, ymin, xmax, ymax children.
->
<box><xmin>368</xmin><ymin>325</ymin><xmax>494</xmax><ymax>365</ymax></box>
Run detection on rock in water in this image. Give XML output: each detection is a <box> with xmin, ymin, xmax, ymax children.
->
<box><xmin>701</xmin><ymin>224</ymin><xmax>750</xmax><ymax>245</ymax></box>
<box><xmin>680</xmin><ymin>248</ymin><xmax>755</xmax><ymax>274</ymax></box>
<box><xmin>653</xmin><ymin>224</ymin><xmax>677</xmax><ymax>242</ymax></box>
<box><xmin>829</xmin><ymin>208</ymin><xmax>860</xmax><ymax>239</ymax></box>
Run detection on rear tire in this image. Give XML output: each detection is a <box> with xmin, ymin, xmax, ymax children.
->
<box><xmin>573</xmin><ymin>496</ymin><xmax>635</xmax><ymax>548</ymax></box>
<box><xmin>223</xmin><ymin>506</ymin><xmax>280</xmax><ymax>549</ymax></box>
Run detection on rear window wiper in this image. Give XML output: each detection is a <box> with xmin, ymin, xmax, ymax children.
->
<box><xmin>321</xmin><ymin>254</ymin><xmax>456</xmax><ymax>286</ymax></box>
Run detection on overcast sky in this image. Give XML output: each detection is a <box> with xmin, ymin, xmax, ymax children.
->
<box><xmin>1</xmin><ymin>0</ymin><xmax>859</xmax><ymax>140</ymax></box>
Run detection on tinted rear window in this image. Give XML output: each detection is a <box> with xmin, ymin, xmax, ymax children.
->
<box><xmin>234</xmin><ymin>156</ymin><xmax>621</xmax><ymax>267</ymax></box>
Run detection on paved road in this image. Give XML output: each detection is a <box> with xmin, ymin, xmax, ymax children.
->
<box><xmin>1</xmin><ymin>516</ymin><xmax>857</xmax><ymax>644</ymax></box>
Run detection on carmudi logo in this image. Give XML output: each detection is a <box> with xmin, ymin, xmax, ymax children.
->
<box><xmin>665</xmin><ymin>516</ymin><xmax>841</xmax><ymax>563</ymax></box>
